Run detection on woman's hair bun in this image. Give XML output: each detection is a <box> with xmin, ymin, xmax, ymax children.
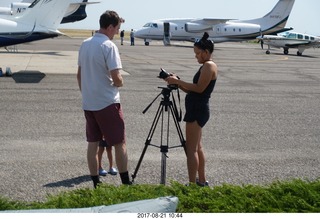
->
<box><xmin>201</xmin><ymin>32</ymin><xmax>209</xmax><ymax>41</ymax></box>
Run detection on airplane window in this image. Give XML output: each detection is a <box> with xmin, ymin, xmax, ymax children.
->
<box><xmin>224</xmin><ymin>28</ymin><xmax>227</xmax><ymax>32</ymax></box>
<box><xmin>287</xmin><ymin>33</ymin><xmax>296</xmax><ymax>39</ymax></box>
<box><xmin>143</xmin><ymin>23</ymin><xmax>151</xmax><ymax>27</ymax></box>
<box><xmin>239</xmin><ymin>29</ymin><xmax>241</xmax><ymax>32</ymax></box>
<box><xmin>152</xmin><ymin>23</ymin><xmax>158</xmax><ymax>28</ymax></box>
<box><xmin>311</xmin><ymin>37</ymin><xmax>315</xmax><ymax>40</ymax></box>
<box><xmin>298</xmin><ymin>34</ymin><xmax>303</xmax><ymax>39</ymax></box>
<box><xmin>233</xmin><ymin>28</ymin><xmax>236</xmax><ymax>32</ymax></box>
<box><xmin>305</xmin><ymin>36</ymin><xmax>309</xmax><ymax>40</ymax></box>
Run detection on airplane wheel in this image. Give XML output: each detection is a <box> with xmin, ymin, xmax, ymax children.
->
<box><xmin>145</xmin><ymin>42</ymin><xmax>149</xmax><ymax>46</ymax></box>
<box><xmin>284</xmin><ymin>49</ymin><xmax>289</xmax><ymax>55</ymax></box>
<box><xmin>297</xmin><ymin>51</ymin><xmax>302</xmax><ymax>56</ymax></box>
<box><xmin>266</xmin><ymin>50</ymin><xmax>270</xmax><ymax>54</ymax></box>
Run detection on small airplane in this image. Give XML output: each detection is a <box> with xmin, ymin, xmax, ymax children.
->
<box><xmin>135</xmin><ymin>0</ymin><xmax>295</xmax><ymax>46</ymax></box>
<box><xmin>258</xmin><ymin>31</ymin><xmax>320</xmax><ymax>56</ymax></box>
<box><xmin>0</xmin><ymin>0</ymin><xmax>71</xmax><ymax>48</ymax></box>
<box><xmin>0</xmin><ymin>0</ymin><xmax>100</xmax><ymax>24</ymax></box>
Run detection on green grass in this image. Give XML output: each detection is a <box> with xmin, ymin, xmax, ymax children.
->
<box><xmin>1</xmin><ymin>179</ymin><xmax>319</xmax><ymax>212</ymax></box>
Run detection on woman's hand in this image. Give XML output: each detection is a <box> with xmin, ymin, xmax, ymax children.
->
<box><xmin>165</xmin><ymin>75</ymin><xmax>179</xmax><ymax>85</ymax></box>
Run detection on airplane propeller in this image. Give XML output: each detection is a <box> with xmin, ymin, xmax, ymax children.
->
<box><xmin>260</xmin><ymin>38</ymin><xmax>264</xmax><ymax>49</ymax></box>
<box><xmin>257</xmin><ymin>28</ymin><xmax>264</xmax><ymax>49</ymax></box>
<box><xmin>256</xmin><ymin>35</ymin><xmax>264</xmax><ymax>49</ymax></box>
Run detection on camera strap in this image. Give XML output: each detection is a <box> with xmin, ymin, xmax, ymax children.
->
<box><xmin>172</xmin><ymin>89</ymin><xmax>182</xmax><ymax>122</ymax></box>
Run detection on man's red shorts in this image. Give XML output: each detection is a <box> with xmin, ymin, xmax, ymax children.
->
<box><xmin>84</xmin><ymin>103</ymin><xmax>125</xmax><ymax>146</ymax></box>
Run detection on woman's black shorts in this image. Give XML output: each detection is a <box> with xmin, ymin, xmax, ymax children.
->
<box><xmin>183</xmin><ymin>94</ymin><xmax>210</xmax><ymax>128</ymax></box>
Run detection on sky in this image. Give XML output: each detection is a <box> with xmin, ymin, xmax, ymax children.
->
<box><xmin>61</xmin><ymin>0</ymin><xmax>320</xmax><ymax>36</ymax></box>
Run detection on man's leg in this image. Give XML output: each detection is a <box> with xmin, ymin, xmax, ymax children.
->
<box><xmin>87</xmin><ymin>141</ymin><xmax>101</xmax><ymax>188</ymax></box>
<box><xmin>114</xmin><ymin>142</ymin><xmax>131</xmax><ymax>184</ymax></box>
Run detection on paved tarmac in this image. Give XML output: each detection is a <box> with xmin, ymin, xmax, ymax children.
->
<box><xmin>0</xmin><ymin>37</ymin><xmax>320</xmax><ymax>202</ymax></box>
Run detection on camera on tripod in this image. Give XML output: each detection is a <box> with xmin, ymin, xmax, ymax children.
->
<box><xmin>158</xmin><ymin>68</ymin><xmax>179</xmax><ymax>90</ymax></box>
<box><xmin>158</xmin><ymin>68</ymin><xmax>171</xmax><ymax>79</ymax></box>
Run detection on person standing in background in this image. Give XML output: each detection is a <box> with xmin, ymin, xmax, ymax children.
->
<box><xmin>130</xmin><ymin>29</ymin><xmax>135</xmax><ymax>46</ymax></box>
<box><xmin>120</xmin><ymin>30</ymin><xmax>125</xmax><ymax>45</ymax></box>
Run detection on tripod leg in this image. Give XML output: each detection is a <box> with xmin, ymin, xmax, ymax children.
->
<box><xmin>160</xmin><ymin>152</ymin><xmax>167</xmax><ymax>184</ymax></box>
<box><xmin>132</xmin><ymin>103</ymin><xmax>164</xmax><ymax>183</ymax></box>
<box><xmin>169</xmin><ymin>103</ymin><xmax>186</xmax><ymax>154</ymax></box>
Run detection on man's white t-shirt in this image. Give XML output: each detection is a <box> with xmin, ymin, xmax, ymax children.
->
<box><xmin>78</xmin><ymin>33</ymin><xmax>122</xmax><ymax>111</ymax></box>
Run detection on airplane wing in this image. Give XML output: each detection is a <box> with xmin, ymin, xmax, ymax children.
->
<box><xmin>201</xmin><ymin>18</ymin><xmax>235</xmax><ymax>25</ymax></box>
<box><xmin>184</xmin><ymin>18</ymin><xmax>235</xmax><ymax>33</ymax></box>
<box><xmin>70</xmin><ymin>1</ymin><xmax>101</xmax><ymax>5</ymax></box>
<box><xmin>285</xmin><ymin>41</ymin><xmax>320</xmax><ymax>49</ymax></box>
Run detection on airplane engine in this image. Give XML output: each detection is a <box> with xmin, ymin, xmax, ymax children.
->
<box><xmin>185</xmin><ymin>22</ymin><xmax>212</xmax><ymax>33</ymax></box>
<box><xmin>0</xmin><ymin>8</ymin><xmax>11</xmax><ymax>15</ymax></box>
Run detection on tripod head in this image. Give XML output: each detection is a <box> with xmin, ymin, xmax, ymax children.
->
<box><xmin>158</xmin><ymin>85</ymin><xmax>178</xmax><ymax>101</ymax></box>
<box><xmin>143</xmin><ymin>85</ymin><xmax>179</xmax><ymax>114</ymax></box>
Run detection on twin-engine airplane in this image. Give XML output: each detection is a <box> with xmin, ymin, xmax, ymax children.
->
<box><xmin>135</xmin><ymin>0</ymin><xmax>295</xmax><ymax>46</ymax></box>
<box><xmin>0</xmin><ymin>0</ymin><xmax>99</xmax><ymax>24</ymax></box>
<box><xmin>258</xmin><ymin>32</ymin><xmax>320</xmax><ymax>56</ymax></box>
<box><xmin>0</xmin><ymin>0</ymin><xmax>71</xmax><ymax>48</ymax></box>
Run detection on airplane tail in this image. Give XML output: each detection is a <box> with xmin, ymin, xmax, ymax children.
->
<box><xmin>61</xmin><ymin>0</ymin><xmax>88</xmax><ymax>24</ymax></box>
<box><xmin>13</xmin><ymin>0</ymin><xmax>70</xmax><ymax>32</ymax></box>
<box><xmin>238</xmin><ymin>0</ymin><xmax>295</xmax><ymax>35</ymax></box>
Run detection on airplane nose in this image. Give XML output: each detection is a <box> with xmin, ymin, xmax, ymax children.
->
<box><xmin>134</xmin><ymin>29</ymin><xmax>145</xmax><ymax>38</ymax></box>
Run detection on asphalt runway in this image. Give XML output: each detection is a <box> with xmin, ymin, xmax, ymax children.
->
<box><xmin>0</xmin><ymin>37</ymin><xmax>320</xmax><ymax>202</ymax></box>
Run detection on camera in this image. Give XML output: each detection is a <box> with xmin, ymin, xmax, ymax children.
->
<box><xmin>158</xmin><ymin>68</ymin><xmax>179</xmax><ymax>89</ymax></box>
<box><xmin>158</xmin><ymin>68</ymin><xmax>171</xmax><ymax>79</ymax></box>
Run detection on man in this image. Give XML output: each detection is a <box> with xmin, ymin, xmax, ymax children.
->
<box><xmin>77</xmin><ymin>10</ymin><xmax>131</xmax><ymax>188</ymax></box>
<box><xmin>130</xmin><ymin>29</ymin><xmax>135</xmax><ymax>46</ymax></box>
<box><xmin>120</xmin><ymin>30</ymin><xmax>124</xmax><ymax>45</ymax></box>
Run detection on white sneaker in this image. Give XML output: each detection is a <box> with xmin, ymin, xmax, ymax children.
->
<box><xmin>108</xmin><ymin>167</ymin><xmax>118</xmax><ymax>175</ymax></box>
<box><xmin>99</xmin><ymin>168</ymin><xmax>107</xmax><ymax>176</ymax></box>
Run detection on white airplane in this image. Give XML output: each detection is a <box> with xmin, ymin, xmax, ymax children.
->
<box><xmin>0</xmin><ymin>0</ymin><xmax>71</xmax><ymax>48</ymax></box>
<box><xmin>258</xmin><ymin>32</ymin><xmax>320</xmax><ymax>56</ymax></box>
<box><xmin>0</xmin><ymin>0</ymin><xmax>100</xmax><ymax>24</ymax></box>
<box><xmin>135</xmin><ymin>0</ymin><xmax>295</xmax><ymax>46</ymax></box>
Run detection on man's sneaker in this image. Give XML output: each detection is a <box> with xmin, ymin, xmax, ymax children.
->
<box><xmin>108</xmin><ymin>167</ymin><xmax>118</xmax><ymax>175</ymax></box>
<box><xmin>99</xmin><ymin>168</ymin><xmax>107</xmax><ymax>176</ymax></box>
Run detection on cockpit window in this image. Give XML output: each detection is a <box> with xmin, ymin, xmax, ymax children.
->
<box><xmin>287</xmin><ymin>33</ymin><xmax>297</xmax><ymax>39</ymax></box>
<box><xmin>143</xmin><ymin>23</ymin><xmax>158</xmax><ymax>28</ymax></box>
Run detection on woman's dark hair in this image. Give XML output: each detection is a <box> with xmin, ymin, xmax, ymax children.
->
<box><xmin>194</xmin><ymin>32</ymin><xmax>214</xmax><ymax>53</ymax></box>
<box><xmin>99</xmin><ymin>10</ymin><xmax>125</xmax><ymax>29</ymax></box>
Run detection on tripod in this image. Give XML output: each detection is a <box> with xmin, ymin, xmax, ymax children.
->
<box><xmin>132</xmin><ymin>86</ymin><xmax>186</xmax><ymax>185</ymax></box>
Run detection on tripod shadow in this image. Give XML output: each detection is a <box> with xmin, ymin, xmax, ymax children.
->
<box><xmin>43</xmin><ymin>175</ymin><xmax>91</xmax><ymax>188</ymax></box>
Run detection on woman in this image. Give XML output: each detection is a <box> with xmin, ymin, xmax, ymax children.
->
<box><xmin>165</xmin><ymin>32</ymin><xmax>218</xmax><ymax>186</ymax></box>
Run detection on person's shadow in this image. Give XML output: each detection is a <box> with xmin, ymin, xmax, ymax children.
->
<box><xmin>44</xmin><ymin>175</ymin><xmax>91</xmax><ymax>188</ymax></box>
